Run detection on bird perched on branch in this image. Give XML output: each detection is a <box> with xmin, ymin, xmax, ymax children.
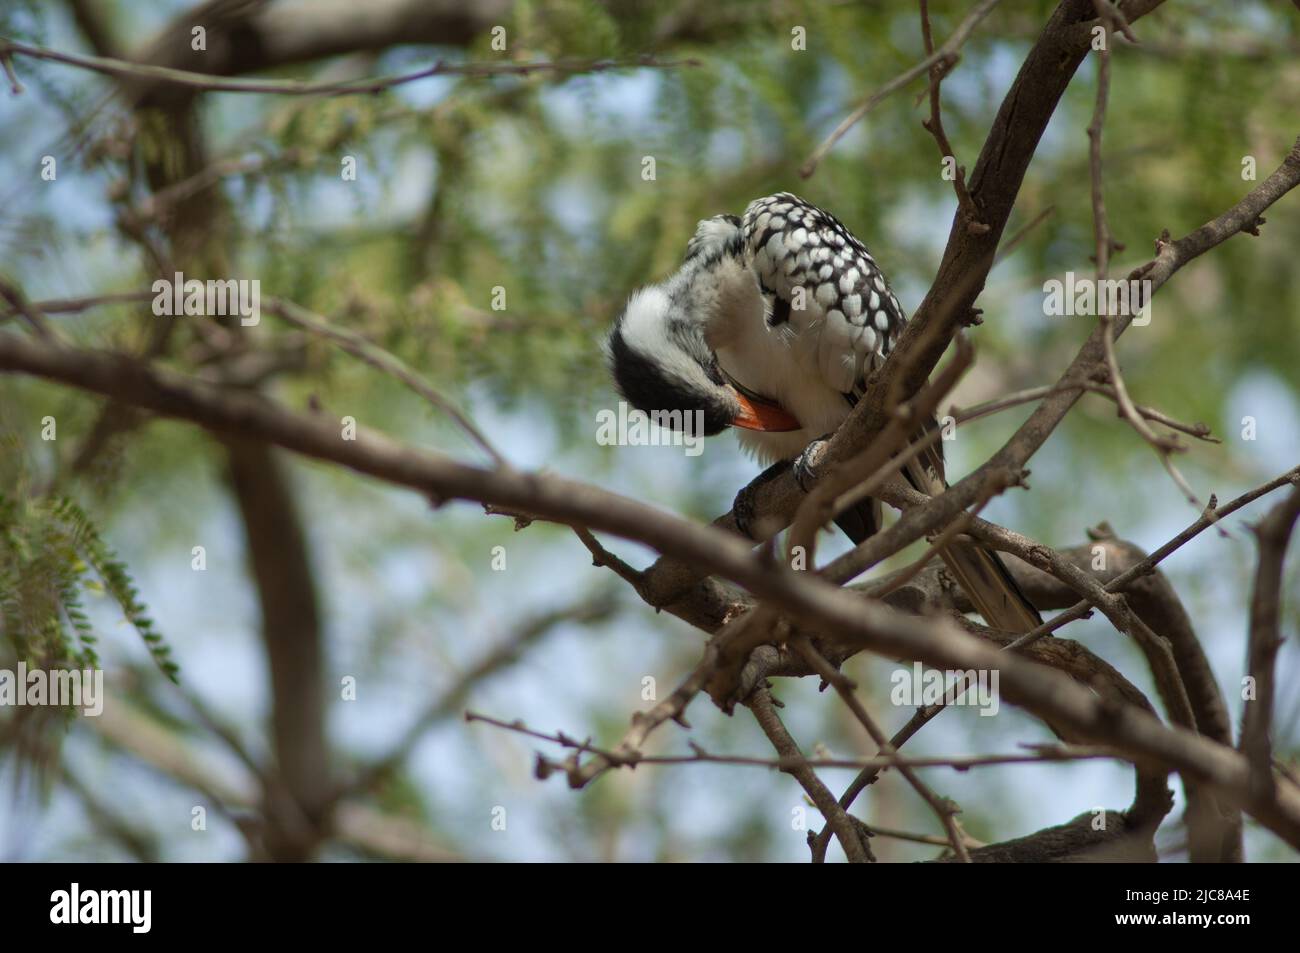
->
<box><xmin>607</xmin><ymin>192</ymin><xmax>1040</xmax><ymax>633</ymax></box>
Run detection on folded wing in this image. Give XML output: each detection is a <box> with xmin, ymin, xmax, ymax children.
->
<box><xmin>741</xmin><ymin>192</ymin><xmax>907</xmax><ymax>395</ymax></box>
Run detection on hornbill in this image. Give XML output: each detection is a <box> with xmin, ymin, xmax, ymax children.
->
<box><xmin>606</xmin><ymin>192</ymin><xmax>1041</xmax><ymax>633</ymax></box>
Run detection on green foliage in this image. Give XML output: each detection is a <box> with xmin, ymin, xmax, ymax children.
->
<box><xmin>0</xmin><ymin>474</ymin><xmax>180</xmax><ymax>682</ymax></box>
<box><xmin>2</xmin><ymin>0</ymin><xmax>1298</xmax><ymax>861</ymax></box>
<box><xmin>52</xmin><ymin>496</ymin><xmax>180</xmax><ymax>682</ymax></box>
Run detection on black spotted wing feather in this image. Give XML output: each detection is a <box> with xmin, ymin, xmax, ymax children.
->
<box><xmin>737</xmin><ymin>195</ymin><xmax>1041</xmax><ymax>633</ymax></box>
<box><xmin>741</xmin><ymin>193</ymin><xmax>906</xmax><ymax>395</ymax></box>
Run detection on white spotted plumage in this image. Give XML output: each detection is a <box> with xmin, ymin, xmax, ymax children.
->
<box><xmin>607</xmin><ymin>194</ymin><xmax>1044</xmax><ymax>635</ymax></box>
<box><xmin>742</xmin><ymin>192</ymin><xmax>905</xmax><ymax>389</ymax></box>
<box><xmin>608</xmin><ymin>192</ymin><xmax>909</xmax><ymax>465</ymax></box>
<box><xmin>713</xmin><ymin>192</ymin><xmax>908</xmax><ymax>462</ymax></box>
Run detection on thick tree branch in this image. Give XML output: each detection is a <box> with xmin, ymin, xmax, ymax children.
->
<box><xmin>4</xmin><ymin>333</ymin><xmax>1298</xmax><ymax>846</ymax></box>
<box><xmin>635</xmin><ymin>10</ymin><xmax>1286</xmax><ymax>624</ymax></box>
<box><xmin>949</xmin><ymin>534</ymin><xmax>1248</xmax><ymax>859</ymax></box>
<box><xmin>814</xmin><ymin>134</ymin><xmax>1300</xmax><ymax>590</ymax></box>
<box><xmin>1240</xmin><ymin>487</ymin><xmax>1300</xmax><ymax>801</ymax></box>
<box><xmin>224</xmin><ymin>437</ymin><xmax>331</xmax><ymax>861</ymax></box>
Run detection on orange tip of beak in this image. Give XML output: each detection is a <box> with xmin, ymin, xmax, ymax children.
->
<box><xmin>731</xmin><ymin>391</ymin><xmax>801</xmax><ymax>432</ymax></box>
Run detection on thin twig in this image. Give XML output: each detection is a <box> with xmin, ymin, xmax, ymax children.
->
<box><xmin>799</xmin><ymin>0</ymin><xmax>1002</xmax><ymax>178</ymax></box>
<box><xmin>1087</xmin><ymin>0</ymin><xmax>1116</xmax><ymax>283</ymax></box>
<box><xmin>793</xmin><ymin>636</ymin><xmax>971</xmax><ymax>862</ymax></box>
<box><xmin>863</xmin><ymin>501</ymin><xmax>989</xmax><ymax>600</ymax></box>
<box><xmin>787</xmin><ymin>335</ymin><xmax>974</xmax><ymax>574</ymax></box>
<box><xmin>0</xmin><ymin>39</ymin><xmax>698</xmax><ymax>97</ymax></box>
<box><xmin>0</xmin><ymin>46</ymin><xmax>22</xmax><ymax>94</ymax></box>
<box><xmin>573</xmin><ymin>527</ymin><xmax>647</xmax><ymax>589</ymax></box>
<box><xmin>1087</xmin><ymin>3</ymin><xmax>1198</xmax><ymax>506</ymax></box>
<box><xmin>747</xmin><ymin>686</ymin><xmax>873</xmax><ymax>862</ymax></box>
<box><xmin>264</xmin><ymin>297</ymin><xmax>505</xmax><ymax>466</ymax></box>
<box><xmin>810</xmin><ymin>464</ymin><xmax>1300</xmax><ymax>857</ymax></box>
<box><xmin>1</xmin><ymin>291</ymin><xmax>155</xmax><ymax>319</ymax></box>
<box><xmin>465</xmin><ymin>711</ymin><xmax>1120</xmax><ymax>772</ymax></box>
<box><xmin>919</xmin><ymin>0</ymin><xmax>987</xmax><ymax>232</ymax></box>
<box><xmin>1005</xmin><ymin>465</ymin><xmax>1300</xmax><ymax>654</ymax></box>
<box><xmin>864</xmin><ymin>823</ymin><xmax>982</xmax><ymax>849</ymax></box>
<box><xmin>338</xmin><ymin>593</ymin><xmax>617</xmax><ymax>802</ymax></box>
<box><xmin>0</xmin><ymin>280</ymin><xmax>56</xmax><ymax>342</ymax></box>
<box><xmin>951</xmin><ymin>379</ymin><xmax>1218</xmax><ymax>442</ymax></box>
<box><xmin>994</xmin><ymin>205</ymin><xmax>1056</xmax><ymax>263</ymax></box>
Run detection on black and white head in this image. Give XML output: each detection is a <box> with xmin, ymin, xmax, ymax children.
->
<box><xmin>605</xmin><ymin>215</ymin><xmax>797</xmax><ymax>434</ymax></box>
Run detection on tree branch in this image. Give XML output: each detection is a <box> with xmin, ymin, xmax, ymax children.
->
<box><xmin>800</xmin><ymin>0</ymin><xmax>1003</xmax><ymax>178</ymax></box>
<box><xmin>5</xmin><ymin>332</ymin><xmax>1299</xmax><ymax>846</ymax></box>
<box><xmin>0</xmin><ymin>36</ymin><xmax>697</xmax><ymax>97</ymax></box>
<box><xmin>1240</xmin><ymin>487</ymin><xmax>1300</xmax><ymax>802</ymax></box>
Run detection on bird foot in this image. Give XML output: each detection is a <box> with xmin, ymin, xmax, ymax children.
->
<box><xmin>792</xmin><ymin>434</ymin><xmax>834</xmax><ymax>493</ymax></box>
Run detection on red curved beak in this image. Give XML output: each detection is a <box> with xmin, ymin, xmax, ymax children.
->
<box><xmin>731</xmin><ymin>390</ymin><xmax>801</xmax><ymax>432</ymax></box>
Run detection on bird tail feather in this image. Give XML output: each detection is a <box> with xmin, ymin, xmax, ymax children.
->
<box><xmin>901</xmin><ymin>437</ymin><xmax>1042</xmax><ymax>633</ymax></box>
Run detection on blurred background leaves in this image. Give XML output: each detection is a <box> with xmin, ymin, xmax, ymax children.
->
<box><xmin>0</xmin><ymin>0</ymin><xmax>1297</xmax><ymax>860</ymax></box>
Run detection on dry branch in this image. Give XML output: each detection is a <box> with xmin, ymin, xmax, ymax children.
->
<box><xmin>1240</xmin><ymin>488</ymin><xmax>1300</xmax><ymax>800</ymax></box>
<box><xmin>3</xmin><ymin>332</ymin><xmax>1299</xmax><ymax>846</ymax></box>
